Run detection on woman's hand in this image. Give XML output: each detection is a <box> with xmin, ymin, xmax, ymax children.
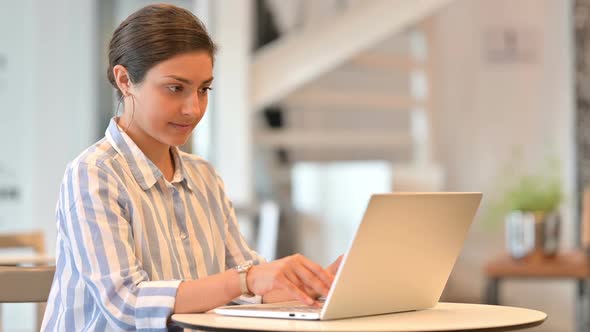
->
<box><xmin>247</xmin><ymin>254</ymin><xmax>334</xmax><ymax>305</ymax></box>
<box><xmin>302</xmin><ymin>254</ymin><xmax>343</xmax><ymax>300</ymax></box>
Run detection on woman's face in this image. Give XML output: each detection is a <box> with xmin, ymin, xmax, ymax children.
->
<box><xmin>122</xmin><ymin>51</ymin><xmax>213</xmax><ymax>148</ymax></box>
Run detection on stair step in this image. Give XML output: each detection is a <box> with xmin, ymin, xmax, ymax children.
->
<box><xmin>254</xmin><ymin>130</ymin><xmax>412</xmax><ymax>149</ymax></box>
<box><xmin>292</xmin><ymin>67</ymin><xmax>411</xmax><ymax>96</ymax></box>
<box><xmin>284</xmin><ymin>90</ymin><xmax>422</xmax><ymax>110</ymax></box>
<box><xmin>348</xmin><ymin>53</ymin><xmax>424</xmax><ymax>71</ymax></box>
<box><xmin>281</xmin><ymin>107</ymin><xmax>412</xmax><ymax>132</ymax></box>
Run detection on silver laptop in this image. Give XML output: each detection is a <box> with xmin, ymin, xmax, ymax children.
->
<box><xmin>214</xmin><ymin>192</ymin><xmax>482</xmax><ymax>320</ymax></box>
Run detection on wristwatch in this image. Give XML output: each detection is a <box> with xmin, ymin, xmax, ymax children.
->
<box><xmin>235</xmin><ymin>260</ymin><xmax>255</xmax><ymax>297</ymax></box>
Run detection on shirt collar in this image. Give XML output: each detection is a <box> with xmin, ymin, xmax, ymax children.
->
<box><xmin>105</xmin><ymin>118</ymin><xmax>194</xmax><ymax>191</ymax></box>
<box><xmin>170</xmin><ymin>144</ymin><xmax>197</xmax><ymax>192</ymax></box>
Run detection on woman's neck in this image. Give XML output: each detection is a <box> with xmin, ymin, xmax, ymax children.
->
<box><xmin>117</xmin><ymin>118</ymin><xmax>175</xmax><ymax>181</ymax></box>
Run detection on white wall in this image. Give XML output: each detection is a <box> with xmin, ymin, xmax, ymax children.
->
<box><xmin>25</xmin><ymin>0</ymin><xmax>98</xmax><ymax>253</ymax></box>
<box><xmin>0</xmin><ymin>0</ymin><xmax>97</xmax><ymax>267</ymax></box>
<box><xmin>0</xmin><ymin>0</ymin><xmax>32</xmax><ymax>234</ymax></box>
<box><xmin>0</xmin><ymin>1</ymin><xmax>98</xmax><ymax>330</ymax></box>
<box><xmin>431</xmin><ymin>0</ymin><xmax>575</xmax><ymax>331</ymax></box>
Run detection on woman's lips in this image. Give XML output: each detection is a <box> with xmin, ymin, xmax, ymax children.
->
<box><xmin>170</xmin><ymin>122</ymin><xmax>193</xmax><ymax>133</ymax></box>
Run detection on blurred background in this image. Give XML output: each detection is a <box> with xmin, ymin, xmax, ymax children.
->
<box><xmin>0</xmin><ymin>0</ymin><xmax>584</xmax><ymax>331</ymax></box>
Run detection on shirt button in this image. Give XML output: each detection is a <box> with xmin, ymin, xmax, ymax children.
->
<box><xmin>179</xmin><ymin>232</ymin><xmax>187</xmax><ymax>240</ymax></box>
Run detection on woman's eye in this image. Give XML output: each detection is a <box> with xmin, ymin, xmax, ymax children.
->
<box><xmin>198</xmin><ymin>87</ymin><xmax>213</xmax><ymax>95</ymax></box>
<box><xmin>167</xmin><ymin>85</ymin><xmax>184</xmax><ymax>93</ymax></box>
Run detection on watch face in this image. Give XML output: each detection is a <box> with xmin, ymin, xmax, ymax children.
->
<box><xmin>237</xmin><ymin>261</ymin><xmax>253</xmax><ymax>272</ymax></box>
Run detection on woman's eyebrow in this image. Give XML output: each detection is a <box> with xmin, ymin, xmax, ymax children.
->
<box><xmin>201</xmin><ymin>77</ymin><xmax>214</xmax><ymax>85</ymax></box>
<box><xmin>164</xmin><ymin>75</ymin><xmax>192</xmax><ymax>84</ymax></box>
<box><xmin>163</xmin><ymin>75</ymin><xmax>214</xmax><ymax>85</ymax></box>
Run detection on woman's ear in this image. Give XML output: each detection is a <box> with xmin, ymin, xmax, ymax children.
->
<box><xmin>113</xmin><ymin>64</ymin><xmax>131</xmax><ymax>96</ymax></box>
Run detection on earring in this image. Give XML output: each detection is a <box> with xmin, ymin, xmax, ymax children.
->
<box><xmin>115</xmin><ymin>94</ymin><xmax>124</xmax><ymax>118</ymax></box>
<box><xmin>115</xmin><ymin>91</ymin><xmax>133</xmax><ymax>132</ymax></box>
<box><xmin>124</xmin><ymin>94</ymin><xmax>136</xmax><ymax>133</ymax></box>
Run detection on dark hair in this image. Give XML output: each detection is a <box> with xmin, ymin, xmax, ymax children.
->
<box><xmin>107</xmin><ymin>4</ymin><xmax>217</xmax><ymax>98</ymax></box>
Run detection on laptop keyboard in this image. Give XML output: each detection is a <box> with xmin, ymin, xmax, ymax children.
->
<box><xmin>267</xmin><ymin>304</ymin><xmax>322</xmax><ymax>313</ymax></box>
<box><xmin>225</xmin><ymin>302</ymin><xmax>323</xmax><ymax>313</ymax></box>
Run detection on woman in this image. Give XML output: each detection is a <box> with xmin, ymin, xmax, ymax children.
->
<box><xmin>41</xmin><ymin>4</ymin><xmax>340</xmax><ymax>331</ymax></box>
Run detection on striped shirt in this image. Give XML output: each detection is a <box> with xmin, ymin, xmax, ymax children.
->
<box><xmin>42</xmin><ymin>118</ymin><xmax>264</xmax><ymax>331</ymax></box>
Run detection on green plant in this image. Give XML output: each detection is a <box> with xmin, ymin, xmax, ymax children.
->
<box><xmin>483</xmin><ymin>155</ymin><xmax>564</xmax><ymax>229</ymax></box>
<box><xmin>500</xmin><ymin>173</ymin><xmax>563</xmax><ymax>211</ymax></box>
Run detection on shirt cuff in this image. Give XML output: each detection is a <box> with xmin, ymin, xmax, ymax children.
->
<box><xmin>135</xmin><ymin>280</ymin><xmax>182</xmax><ymax>330</ymax></box>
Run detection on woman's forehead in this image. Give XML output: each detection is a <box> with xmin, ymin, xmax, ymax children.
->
<box><xmin>148</xmin><ymin>51</ymin><xmax>213</xmax><ymax>83</ymax></box>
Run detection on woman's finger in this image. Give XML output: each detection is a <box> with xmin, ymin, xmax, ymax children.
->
<box><xmin>291</xmin><ymin>261</ymin><xmax>330</xmax><ymax>297</ymax></box>
<box><xmin>280</xmin><ymin>274</ymin><xmax>314</xmax><ymax>305</ymax></box>
<box><xmin>282</xmin><ymin>264</ymin><xmax>323</xmax><ymax>303</ymax></box>
<box><xmin>294</xmin><ymin>255</ymin><xmax>334</xmax><ymax>288</ymax></box>
<box><xmin>283</xmin><ymin>267</ymin><xmax>304</xmax><ymax>289</ymax></box>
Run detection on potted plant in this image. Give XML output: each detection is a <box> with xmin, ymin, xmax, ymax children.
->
<box><xmin>485</xmin><ymin>156</ymin><xmax>564</xmax><ymax>259</ymax></box>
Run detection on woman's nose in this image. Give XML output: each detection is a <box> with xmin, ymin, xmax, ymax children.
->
<box><xmin>183</xmin><ymin>92</ymin><xmax>201</xmax><ymax>116</ymax></box>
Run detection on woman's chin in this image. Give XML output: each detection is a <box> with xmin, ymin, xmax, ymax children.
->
<box><xmin>162</xmin><ymin>134</ymin><xmax>191</xmax><ymax>147</ymax></box>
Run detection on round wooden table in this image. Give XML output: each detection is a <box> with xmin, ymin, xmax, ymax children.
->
<box><xmin>171</xmin><ymin>302</ymin><xmax>546</xmax><ymax>332</ymax></box>
<box><xmin>0</xmin><ymin>255</ymin><xmax>55</xmax><ymax>266</ymax></box>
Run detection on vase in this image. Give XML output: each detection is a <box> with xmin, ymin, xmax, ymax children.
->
<box><xmin>505</xmin><ymin>210</ymin><xmax>560</xmax><ymax>259</ymax></box>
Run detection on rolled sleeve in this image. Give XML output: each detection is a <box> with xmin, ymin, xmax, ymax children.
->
<box><xmin>135</xmin><ymin>280</ymin><xmax>182</xmax><ymax>329</ymax></box>
<box><xmin>61</xmin><ymin>161</ymin><xmax>180</xmax><ymax>331</ymax></box>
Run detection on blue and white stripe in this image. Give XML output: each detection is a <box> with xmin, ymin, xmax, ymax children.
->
<box><xmin>41</xmin><ymin>118</ymin><xmax>263</xmax><ymax>331</ymax></box>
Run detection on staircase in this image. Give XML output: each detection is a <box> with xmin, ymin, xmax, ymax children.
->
<box><xmin>252</xmin><ymin>0</ymin><xmax>450</xmax><ymax>193</ymax></box>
